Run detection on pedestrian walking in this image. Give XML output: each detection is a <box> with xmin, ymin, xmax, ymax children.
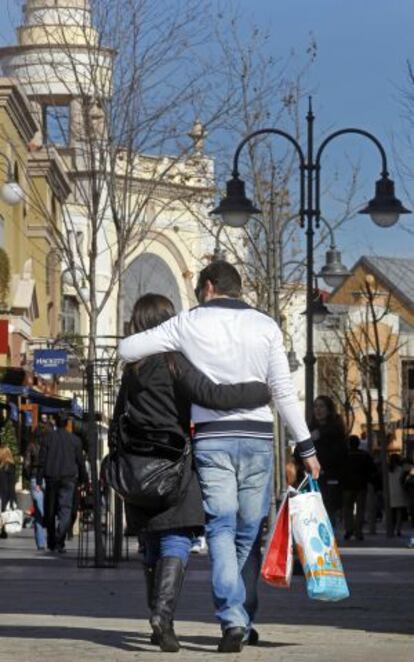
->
<box><xmin>37</xmin><ymin>413</ymin><xmax>87</xmax><ymax>553</ymax></box>
<box><xmin>388</xmin><ymin>454</ymin><xmax>409</xmax><ymax>536</ymax></box>
<box><xmin>309</xmin><ymin>396</ymin><xmax>348</xmax><ymax>527</ymax></box>
<box><xmin>23</xmin><ymin>424</ymin><xmax>51</xmax><ymax>550</ymax></box>
<box><xmin>343</xmin><ymin>435</ymin><xmax>378</xmax><ymax>540</ymax></box>
<box><xmin>401</xmin><ymin>462</ymin><xmax>414</xmax><ymax>547</ymax></box>
<box><xmin>119</xmin><ymin>261</ymin><xmax>320</xmax><ymax>653</ymax></box>
<box><xmin>0</xmin><ymin>446</ymin><xmax>16</xmax><ymax>539</ymax></box>
<box><xmin>115</xmin><ymin>293</ymin><xmax>270</xmax><ymax>652</ymax></box>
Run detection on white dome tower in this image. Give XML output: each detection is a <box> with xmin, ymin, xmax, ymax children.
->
<box><xmin>0</xmin><ymin>0</ymin><xmax>113</xmax><ymax>146</ymax></box>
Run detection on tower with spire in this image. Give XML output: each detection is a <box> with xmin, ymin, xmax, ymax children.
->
<box><xmin>0</xmin><ymin>0</ymin><xmax>113</xmax><ymax>146</ymax></box>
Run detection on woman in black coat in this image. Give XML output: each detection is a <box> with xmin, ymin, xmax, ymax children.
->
<box><xmin>0</xmin><ymin>446</ymin><xmax>17</xmax><ymax>539</ymax></box>
<box><xmin>115</xmin><ymin>293</ymin><xmax>270</xmax><ymax>652</ymax></box>
<box><xmin>310</xmin><ymin>396</ymin><xmax>348</xmax><ymax>526</ymax></box>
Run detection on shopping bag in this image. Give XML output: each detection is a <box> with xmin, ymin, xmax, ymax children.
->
<box><xmin>290</xmin><ymin>477</ymin><xmax>349</xmax><ymax>602</ymax></box>
<box><xmin>261</xmin><ymin>490</ymin><xmax>293</xmax><ymax>587</ymax></box>
<box><xmin>1</xmin><ymin>502</ymin><xmax>23</xmax><ymax>534</ymax></box>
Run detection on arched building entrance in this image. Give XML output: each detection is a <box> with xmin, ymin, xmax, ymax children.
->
<box><xmin>123</xmin><ymin>253</ymin><xmax>182</xmax><ymax>332</ymax></box>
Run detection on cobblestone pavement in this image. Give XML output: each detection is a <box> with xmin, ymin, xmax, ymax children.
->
<box><xmin>0</xmin><ymin>531</ymin><xmax>413</xmax><ymax>661</ymax></box>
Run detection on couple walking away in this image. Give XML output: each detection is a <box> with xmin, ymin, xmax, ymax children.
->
<box><xmin>118</xmin><ymin>260</ymin><xmax>320</xmax><ymax>653</ymax></box>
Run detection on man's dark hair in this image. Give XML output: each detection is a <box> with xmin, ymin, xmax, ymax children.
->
<box><xmin>55</xmin><ymin>413</ymin><xmax>69</xmax><ymax>429</ymax></box>
<box><xmin>196</xmin><ymin>261</ymin><xmax>242</xmax><ymax>299</ymax></box>
<box><xmin>348</xmin><ymin>435</ymin><xmax>360</xmax><ymax>451</ymax></box>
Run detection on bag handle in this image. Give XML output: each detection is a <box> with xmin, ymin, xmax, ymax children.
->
<box><xmin>307</xmin><ymin>475</ymin><xmax>320</xmax><ymax>492</ymax></box>
<box><xmin>297</xmin><ymin>474</ymin><xmax>320</xmax><ymax>493</ymax></box>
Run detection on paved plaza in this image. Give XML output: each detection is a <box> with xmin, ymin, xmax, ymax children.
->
<box><xmin>0</xmin><ymin>531</ymin><xmax>413</xmax><ymax>662</ymax></box>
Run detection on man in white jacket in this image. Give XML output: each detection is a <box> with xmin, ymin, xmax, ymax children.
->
<box><xmin>119</xmin><ymin>261</ymin><xmax>320</xmax><ymax>653</ymax></box>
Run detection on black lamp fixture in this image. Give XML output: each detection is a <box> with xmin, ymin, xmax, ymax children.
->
<box><xmin>211</xmin><ymin>176</ymin><xmax>261</xmax><ymax>228</ymax></box>
<box><xmin>301</xmin><ymin>288</ymin><xmax>331</xmax><ymax>325</ymax></box>
<box><xmin>318</xmin><ymin>248</ymin><xmax>350</xmax><ymax>289</ymax></box>
<box><xmin>359</xmin><ymin>175</ymin><xmax>411</xmax><ymax>228</ymax></box>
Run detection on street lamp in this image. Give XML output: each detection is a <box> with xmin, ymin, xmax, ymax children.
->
<box><xmin>316</xmin><ymin>217</ymin><xmax>351</xmax><ymax>289</ymax></box>
<box><xmin>210</xmin><ymin>97</ymin><xmax>410</xmax><ymax>421</ymax></box>
<box><xmin>359</xmin><ymin>175</ymin><xmax>410</xmax><ymax>227</ymax></box>
<box><xmin>0</xmin><ymin>151</ymin><xmax>24</xmax><ymax>206</ymax></box>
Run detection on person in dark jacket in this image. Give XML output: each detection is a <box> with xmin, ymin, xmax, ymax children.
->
<box><xmin>37</xmin><ymin>414</ymin><xmax>88</xmax><ymax>553</ymax></box>
<box><xmin>0</xmin><ymin>445</ymin><xmax>16</xmax><ymax>537</ymax></box>
<box><xmin>343</xmin><ymin>435</ymin><xmax>378</xmax><ymax>540</ymax></box>
<box><xmin>117</xmin><ymin>293</ymin><xmax>270</xmax><ymax>653</ymax></box>
<box><xmin>0</xmin><ymin>445</ymin><xmax>16</xmax><ymax>539</ymax></box>
<box><xmin>23</xmin><ymin>423</ymin><xmax>52</xmax><ymax>550</ymax></box>
<box><xmin>309</xmin><ymin>396</ymin><xmax>348</xmax><ymax>526</ymax></box>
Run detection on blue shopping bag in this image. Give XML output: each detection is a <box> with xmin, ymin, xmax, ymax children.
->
<box><xmin>290</xmin><ymin>476</ymin><xmax>350</xmax><ymax>602</ymax></box>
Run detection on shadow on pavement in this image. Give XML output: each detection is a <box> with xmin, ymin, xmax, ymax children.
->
<box><xmin>1</xmin><ymin>547</ymin><xmax>413</xmax><ymax>639</ymax></box>
<box><xmin>178</xmin><ymin>634</ymin><xmax>298</xmax><ymax>650</ymax></box>
<box><xmin>0</xmin><ymin>625</ymin><xmax>299</xmax><ymax>655</ymax></box>
<box><xmin>0</xmin><ymin>625</ymin><xmax>152</xmax><ymax>653</ymax></box>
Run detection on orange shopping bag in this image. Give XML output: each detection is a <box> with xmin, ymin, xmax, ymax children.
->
<box><xmin>261</xmin><ymin>491</ymin><xmax>293</xmax><ymax>588</ymax></box>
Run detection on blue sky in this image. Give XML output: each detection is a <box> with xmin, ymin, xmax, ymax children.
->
<box><xmin>235</xmin><ymin>0</ymin><xmax>414</xmax><ymax>267</ymax></box>
<box><xmin>1</xmin><ymin>0</ymin><xmax>413</xmax><ymax>269</ymax></box>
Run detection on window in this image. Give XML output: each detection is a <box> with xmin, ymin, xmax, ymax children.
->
<box><xmin>362</xmin><ymin>354</ymin><xmax>381</xmax><ymax>390</ymax></box>
<box><xmin>317</xmin><ymin>354</ymin><xmax>343</xmax><ymax>401</ymax></box>
<box><xmin>43</xmin><ymin>105</ymin><xmax>70</xmax><ymax>146</ymax></box>
<box><xmin>61</xmin><ymin>295</ymin><xmax>80</xmax><ymax>335</ymax></box>
<box><xmin>408</xmin><ymin>366</ymin><xmax>414</xmax><ymax>391</ymax></box>
<box><xmin>46</xmin><ymin>250</ymin><xmax>58</xmax><ymax>297</ymax></box>
<box><xmin>0</xmin><ymin>216</ymin><xmax>4</xmax><ymax>247</ymax></box>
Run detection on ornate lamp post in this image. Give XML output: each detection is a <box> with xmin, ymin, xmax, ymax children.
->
<box><xmin>210</xmin><ymin>98</ymin><xmax>410</xmax><ymax>422</ymax></box>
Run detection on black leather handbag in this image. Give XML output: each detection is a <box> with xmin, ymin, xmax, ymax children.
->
<box><xmin>102</xmin><ymin>399</ymin><xmax>189</xmax><ymax>513</ymax></box>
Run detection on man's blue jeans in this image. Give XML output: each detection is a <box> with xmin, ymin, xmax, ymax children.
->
<box><xmin>193</xmin><ymin>437</ymin><xmax>273</xmax><ymax>631</ymax></box>
<box><xmin>30</xmin><ymin>478</ymin><xmax>46</xmax><ymax>549</ymax></box>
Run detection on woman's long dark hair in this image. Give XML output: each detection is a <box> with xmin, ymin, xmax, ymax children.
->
<box><xmin>130</xmin><ymin>293</ymin><xmax>175</xmax><ymax>334</ymax></box>
<box><xmin>310</xmin><ymin>395</ymin><xmax>346</xmax><ymax>437</ymax></box>
<box><xmin>129</xmin><ymin>293</ymin><xmax>178</xmax><ymax>374</ymax></box>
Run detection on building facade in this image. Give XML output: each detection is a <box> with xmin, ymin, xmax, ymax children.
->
<box><xmin>0</xmin><ymin>78</ymin><xmax>69</xmax><ymax>369</ymax></box>
<box><xmin>0</xmin><ymin>0</ymin><xmax>215</xmax><ymax>352</ymax></box>
<box><xmin>316</xmin><ymin>256</ymin><xmax>414</xmax><ymax>454</ymax></box>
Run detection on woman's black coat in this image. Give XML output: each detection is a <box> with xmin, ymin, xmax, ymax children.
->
<box><xmin>0</xmin><ymin>463</ymin><xmax>16</xmax><ymax>511</ymax></box>
<box><xmin>115</xmin><ymin>352</ymin><xmax>269</xmax><ymax>535</ymax></box>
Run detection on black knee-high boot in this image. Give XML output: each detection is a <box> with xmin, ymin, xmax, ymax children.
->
<box><xmin>150</xmin><ymin>556</ymin><xmax>185</xmax><ymax>653</ymax></box>
<box><xmin>144</xmin><ymin>566</ymin><xmax>160</xmax><ymax>645</ymax></box>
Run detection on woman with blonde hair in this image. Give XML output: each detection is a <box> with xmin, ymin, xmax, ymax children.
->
<box><xmin>0</xmin><ymin>445</ymin><xmax>16</xmax><ymax>539</ymax></box>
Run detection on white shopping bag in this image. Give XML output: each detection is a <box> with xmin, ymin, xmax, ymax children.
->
<box><xmin>289</xmin><ymin>477</ymin><xmax>349</xmax><ymax>602</ymax></box>
<box><xmin>1</xmin><ymin>502</ymin><xmax>23</xmax><ymax>534</ymax></box>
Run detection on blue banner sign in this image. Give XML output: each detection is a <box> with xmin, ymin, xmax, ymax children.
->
<box><xmin>33</xmin><ymin>350</ymin><xmax>68</xmax><ymax>375</ymax></box>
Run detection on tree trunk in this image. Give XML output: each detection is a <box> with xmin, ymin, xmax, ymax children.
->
<box><xmin>376</xmin><ymin>372</ymin><xmax>393</xmax><ymax>537</ymax></box>
<box><xmin>86</xmin><ymin>320</ymin><xmax>106</xmax><ymax>566</ymax></box>
<box><xmin>116</xmin><ymin>255</ymin><xmax>126</xmax><ymax>338</ymax></box>
<box><xmin>112</xmin><ymin>254</ymin><xmax>126</xmax><ymax>562</ymax></box>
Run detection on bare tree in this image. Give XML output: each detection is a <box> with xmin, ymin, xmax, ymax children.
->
<box><xmin>5</xmin><ymin>0</ymin><xmax>240</xmax><ymax>564</ymax></box>
<box><xmin>185</xmin><ymin>19</ymin><xmax>362</xmax><ymax>324</ymax></box>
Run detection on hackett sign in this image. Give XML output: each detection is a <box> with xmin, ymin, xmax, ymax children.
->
<box><xmin>33</xmin><ymin>350</ymin><xmax>68</xmax><ymax>375</ymax></box>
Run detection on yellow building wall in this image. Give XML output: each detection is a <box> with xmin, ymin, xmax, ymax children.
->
<box><xmin>330</xmin><ymin>263</ymin><xmax>414</xmax><ymax>328</ymax></box>
<box><xmin>329</xmin><ymin>266</ymin><xmax>405</xmax><ymax>445</ymax></box>
<box><xmin>0</xmin><ymin>80</ymin><xmax>69</xmax><ymax>363</ymax></box>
